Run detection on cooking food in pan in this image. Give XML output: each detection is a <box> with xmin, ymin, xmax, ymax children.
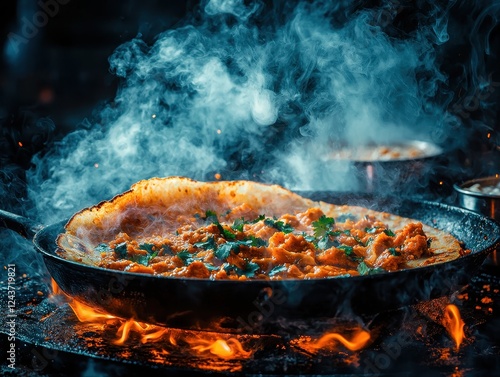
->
<box><xmin>56</xmin><ymin>177</ymin><xmax>468</xmax><ymax>280</ymax></box>
<box><xmin>327</xmin><ymin>140</ymin><xmax>442</xmax><ymax>162</ymax></box>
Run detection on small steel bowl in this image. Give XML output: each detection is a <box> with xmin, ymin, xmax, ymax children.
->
<box><xmin>454</xmin><ymin>176</ymin><xmax>500</xmax><ymax>220</ymax></box>
<box><xmin>454</xmin><ymin>176</ymin><xmax>500</xmax><ymax>267</ymax></box>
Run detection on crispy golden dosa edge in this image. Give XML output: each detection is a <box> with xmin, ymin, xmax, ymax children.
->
<box><xmin>59</xmin><ymin>177</ymin><xmax>318</xmax><ymax>243</ymax></box>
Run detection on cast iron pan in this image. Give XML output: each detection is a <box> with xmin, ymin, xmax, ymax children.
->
<box><xmin>1</xmin><ymin>193</ymin><xmax>499</xmax><ymax>334</ymax></box>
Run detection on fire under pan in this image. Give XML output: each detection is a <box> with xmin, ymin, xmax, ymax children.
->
<box><xmin>1</xmin><ymin>262</ymin><xmax>499</xmax><ymax>377</ymax></box>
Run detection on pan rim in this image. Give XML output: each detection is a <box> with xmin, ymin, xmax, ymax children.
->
<box><xmin>32</xmin><ymin>197</ymin><xmax>500</xmax><ymax>285</ymax></box>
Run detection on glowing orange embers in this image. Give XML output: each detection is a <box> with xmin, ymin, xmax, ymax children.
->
<box><xmin>49</xmin><ymin>279</ymin><xmax>255</xmax><ymax>363</ymax></box>
<box><xmin>189</xmin><ymin>337</ymin><xmax>253</xmax><ymax>359</ymax></box>
<box><xmin>442</xmin><ymin>304</ymin><xmax>465</xmax><ymax>350</ymax></box>
<box><xmin>293</xmin><ymin>328</ymin><xmax>371</xmax><ymax>354</ymax></box>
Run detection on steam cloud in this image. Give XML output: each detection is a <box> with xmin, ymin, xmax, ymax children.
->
<box><xmin>3</xmin><ymin>0</ymin><xmax>495</xmax><ymax>228</ymax></box>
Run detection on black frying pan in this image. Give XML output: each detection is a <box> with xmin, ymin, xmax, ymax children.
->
<box><xmin>1</xmin><ymin>193</ymin><xmax>499</xmax><ymax>334</ymax></box>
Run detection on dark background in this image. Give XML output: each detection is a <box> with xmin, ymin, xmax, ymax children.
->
<box><xmin>1</xmin><ymin>0</ymin><xmax>500</xmax><ymax>212</ymax></box>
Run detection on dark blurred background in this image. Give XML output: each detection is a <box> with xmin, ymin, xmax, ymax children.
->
<box><xmin>0</xmin><ymin>0</ymin><xmax>194</xmax><ymax>212</ymax></box>
<box><xmin>1</xmin><ymin>0</ymin><xmax>500</xmax><ymax>213</ymax></box>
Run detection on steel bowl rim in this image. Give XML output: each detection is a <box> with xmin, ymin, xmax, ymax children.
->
<box><xmin>322</xmin><ymin>139</ymin><xmax>443</xmax><ymax>163</ymax></box>
<box><xmin>454</xmin><ymin>175</ymin><xmax>500</xmax><ymax>199</ymax></box>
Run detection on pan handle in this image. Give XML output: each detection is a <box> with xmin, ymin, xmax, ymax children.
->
<box><xmin>0</xmin><ymin>209</ymin><xmax>43</xmax><ymax>239</ymax></box>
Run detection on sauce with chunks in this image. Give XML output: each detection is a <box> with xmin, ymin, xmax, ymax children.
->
<box><xmin>92</xmin><ymin>206</ymin><xmax>433</xmax><ymax>280</ymax></box>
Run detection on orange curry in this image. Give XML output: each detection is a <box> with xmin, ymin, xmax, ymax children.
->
<box><xmin>94</xmin><ymin>204</ymin><xmax>431</xmax><ymax>280</ymax></box>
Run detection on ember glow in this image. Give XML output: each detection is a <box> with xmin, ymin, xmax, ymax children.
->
<box><xmin>69</xmin><ymin>299</ymin><xmax>117</xmax><ymax>323</ymax></box>
<box><xmin>187</xmin><ymin>337</ymin><xmax>252</xmax><ymax>359</ymax></box>
<box><xmin>50</xmin><ymin>278</ymin><xmax>374</xmax><ymax>364</ymax></box>
<box><xmin>54</xmin><ymin>285</ymin><xmax>255</xmax><ymax>361</ymax></box>
<box><xmin>294</xmin><ymin>329</ymin><xmax>371</xmax><ymax>353</ymax></box>
<box><xmin>442</xmin><ymin>304</ymin><xmax>465</xmax><ymax>350</ymax></box>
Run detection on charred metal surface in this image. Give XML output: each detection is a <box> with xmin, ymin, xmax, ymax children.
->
<box><xmin>1</xmin><ymin>262</ymin><xmax>499</xmax><ymax>376</ymax></box>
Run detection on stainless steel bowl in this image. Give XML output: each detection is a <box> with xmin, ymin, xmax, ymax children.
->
<box><xmin>454</xmin><ymin>176</ymin><xmax>500</xmax><ymax>266</ymax></box>
<box><xmin>454</xmin><ymin>176</ymin><xmax>500</xmax><ymax>220</ymax></box>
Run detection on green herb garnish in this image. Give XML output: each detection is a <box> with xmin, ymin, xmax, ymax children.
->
<box><xmin>384</xmin><ymin>229</ymin><xmax>396</xmax><ymax>237</ymax></box>
<box><xmin>312</xmin><ymin>215</ymin><xmax>335</xmax><ymax>238</ymax></box>
<box><xmin>339</xmin><ymin>245</ymin><xmax>363</xmax><ymax>262</ymax></box>
<box><xmin>194</xmin><ymin>236</ymin><xmax>217</xmax><ymax>250</ymax></box>
<box><xmin>264</xmin><ymin>218</ymin><xmax>294</xmax><ymax>234</ymax></box>
<box><xmin>203</xmin><ymin>263</ymin><xmax>220</xmax><ymax>271</ymax></box>
<box><xmin>214</xmin><ymin>237</ymin><xmax>266</xmax><ymax>261</ymax></box>
<box><xmin>251</xmin><ymin>215</ymin><xmax>266</xmax><ymax>223</ymax></box>
<box><xmin>317</xmin><ymin>236</ymin><xmax>339</xmax><ymax>250</ymax></box>
<box><xmin>232</xmin><ymin>218</ymin><xmax>246</xmax><ymax>232</ymax></box>
<box><xmin>204</xmin><ymin>210</ymin><xmax>237</xmax><ymax>240</ymax></box>
<box><xmin>176</xmin><ymin>249</ymin><xmax>194</xmax><ymax>265</ymax></box>
<box><xmin>269</xmin><ymin>265</ymin><xmax>287</xmax><ymax>277</ymax></box>
<box><xmin>357</xmin><ymin>261</ymin><xmax>385</xmax><ymax>276</ymax></box>
<box><xmin>130</xmin><ymin>254</ymin><xmax>150</xmax><ymax>266</ymax></box>
<box><xmin>214</xmin><ymin>243</ymin><xmax>235</xmax><ymax>260</ymax></box>
<box><xmin>388</xmin><ymin>247</ymin><xmax>401</xmax><ymax>256</ymax></box>
<box><xmin>138</xmin><ymin>243</ymin><xmax>155</xmax><ymax>254</ymax></box>
<box><xmin>224</xmin><ymin>261</ymin><xmax>260</xmax><ymax>277</ymax></box>
<box><xmin>114</xmin><ymin>242</ymin><xmax>128</xmax><ymax>258</ymax></box>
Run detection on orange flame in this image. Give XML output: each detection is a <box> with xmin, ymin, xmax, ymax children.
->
<box><xmin>187</xmin><ymin>337</ymin><xmax>252</xmax><ymax>359</ymax></box>
<box><xmin>54</xmin><ymin>285</ymin><xmax>255</xmax><ymax>360</ymax></box>
<box><xmin>68</xmin><ymin>299</ymin><xmax>117</xmax><ymax>323</ymax></box>
<box><xmin>50</xmin><ymin>279</ymin><xmax>61</xmax><ymax>295</ymax></box>
<box><xmin>295</xmin><ymin>329</ymin><xmax>371</xmax><ymax>353</ymax></box>
<box><xmin>443</xmin><ymin>304</ymin><xmax>465</xmax><ymax>350</ymax></box>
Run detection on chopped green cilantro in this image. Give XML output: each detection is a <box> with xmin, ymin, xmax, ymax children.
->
<box><xmin>384</xmin><ymin>229</ymin><xmax>396</xmax><ymax>237</ymax></box>
<box><xmin>269</xmin><ymin>265</ymin><xmax>287</xmax><ymax>277</ymax></box>
<box><xmin>251</xmin><ymin>215</ymin><xmax>266</xmax><ymax>223</ymax></box>
<box><xmin>213</xmin><ymin>237</ymin><xmax>266</xmax><ymax>261</ymax></box>
<box><xmin>130</xmin><ymin>254</ymin><xmax>150</xmax><ymax>266</ymax></box>
<box><xmin>224</xmin><ymin>261</ymin><xmax>260</xmax><ymax>277</ymax></box>
<box><xmin>264</xmin><ymin>218</ymin><xmax>294</xmax><ymax>234</ymax></box>
<box><xmin>232</xmin><ymin>218</ymin><xmax>246</xmax><ymax>232</ymax></box>
<box><xmin>203</xmin><ymin>263</ymin><xmax>220</xmax><ymax>271</ymax></box>
<box><xmin>203</xmin><ymin>210</ymin><xmax>237</xmax><ymax>240</ymax></box>
<box><xmin>353</xmin><ymin>235</ymin><xmax>365</xmax><ymax>246</ymax></box>
<box><xmin>214</xmin><ymin>243</ymin><xmax>234</xmax><ymax>260</ymax></box>
<box><xmin>338</xmin><ymin>245</ymin><xmax>363</xmax><ymax>262</ymax></box>
<box><xmin>312</xmin><ymin>215</ymin><xmax>335</xmax><ymax>238</ymax></box>
<box><xmin>317</xmin><ymin>236</ymin><xmax>339</xmax><ymax>250</ymax></box>
<box><xmin>176</xmin><ymin>249</ymin><xmax>194</xmax><ymax>265</ymax></box>
<box><xmin>114</xmin><ymin>242</ymin><xmax>128</xmax><ymax>258</ymax></box>
<box><xmin>241</xmin><ymin>261</ymin><xmax>260</xmax><ymax>277</ymax></box>
<box><xmin>204</xmin><ymin>210</ymin><xmax>218</xmax><ymax>222</ymax></box>
<box><xmin>138</xmin><ymin>243</ymin><xmax>155</xmax><ymax>254</ymax></box>
<box><xmin>194</xmin><ymin>236</ymin><xmax>217</xmax><ymax>250</ymax></box>
<box><xmin>357</xmin><ymin>261</ymin><xmax>385</xmax><ymax>276</ymax></box>
<box><xmin>388</xmin><ymin>247</ymin><xmax>401</xmax><ymax>256</ymax></box>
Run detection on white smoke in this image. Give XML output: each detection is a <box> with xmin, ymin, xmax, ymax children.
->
<box><xmin>24</xmin><ymin>0</ymin><xmax>469</xmax><ymax>224</ymax></box>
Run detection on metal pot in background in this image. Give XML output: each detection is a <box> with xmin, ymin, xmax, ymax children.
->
<box><xmin>454</xmin><ymin>176</ymin><xmax>500</xmax><ymax>266</ymax></box>
<box><xmin>320</xmin><ymin>140</ymin><xmax>444</xmax><ymax>194</ymax></box>
<box><xmin>454</xmin><ymin>176</ymin><xmax>500</xmax><ymax>219</ymax></box>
